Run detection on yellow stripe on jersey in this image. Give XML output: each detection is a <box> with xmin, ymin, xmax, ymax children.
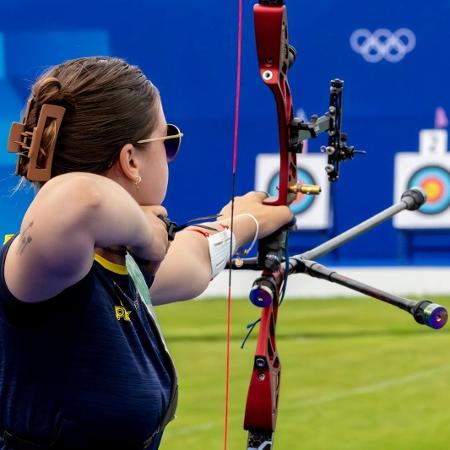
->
<box><xmin>94</xmin><ymin>253</ymin><xmax>128</xmax><ymax>275</ymax></box>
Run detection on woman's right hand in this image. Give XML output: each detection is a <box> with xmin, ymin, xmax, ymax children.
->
<box><xmin>131</xmin><ymin>205</ymin><xmax>170</xmax><ymax>263</ymax></box>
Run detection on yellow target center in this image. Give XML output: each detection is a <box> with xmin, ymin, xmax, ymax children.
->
<box><xmin>423</xmin><ymin>180</ymin><xmax>442</xmax><ymax>201</ymax></box>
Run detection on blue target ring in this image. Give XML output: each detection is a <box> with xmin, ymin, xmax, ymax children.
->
<box><xmin>267</xmin><ymin>168</ymin><xmax>316</xmax><ymax>215</ymax></box>
<box><xmin>407</xmin><ymin>165</ymin><xmax>450</xmax><ymax>215</ymax></box>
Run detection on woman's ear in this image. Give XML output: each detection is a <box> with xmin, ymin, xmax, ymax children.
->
<box><xmin>116</xmin><ymin>143</ymin><xmax>140</xmax><ymax>182</ymax></box>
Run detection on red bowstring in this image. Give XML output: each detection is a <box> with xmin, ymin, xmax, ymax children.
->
<box><xmin>224</xmin><ymin>0</ymin><xmax>243</xmax><ymax>449</ymax></box>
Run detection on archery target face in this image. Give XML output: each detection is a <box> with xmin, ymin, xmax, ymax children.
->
<box><xmin>407</xmin><ymin>165</ymin><xmax>450</xmax><ymax>215</ymax></box>
<box><xmin>394</xmin><ymin>154</ymin><xmax>450</xmax><ymax>228</ymax></box>
<box><xmin>255</xmin><ymin>153</ymin><xmax>331</xmax><ymax>229</ymax></box>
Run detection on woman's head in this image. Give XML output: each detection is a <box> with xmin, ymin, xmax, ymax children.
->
<box><xmin>11</xmin><ymin>56</ymin><xmax>169</xmax><ymax>203</ymax></box>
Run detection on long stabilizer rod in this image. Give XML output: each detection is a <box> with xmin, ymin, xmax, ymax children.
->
<box><xmin>300</xmin><ymin>187</ymin><xmax>426</xmax><ymax>261</ymax></box>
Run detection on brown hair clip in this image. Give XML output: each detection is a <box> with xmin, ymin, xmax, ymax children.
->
<box><xmin>8</xmin><ymin>101</ymin><xmax>66</xmax><ymax>182</ymax></box>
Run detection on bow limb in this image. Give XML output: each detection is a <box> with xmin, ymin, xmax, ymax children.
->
<box><xmin>253</xmin><ymin>1</ymin><xmax>298</xmax><ymax>207</ymax></box>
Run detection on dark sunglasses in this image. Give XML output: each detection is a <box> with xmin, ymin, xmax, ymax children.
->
<box><xmin>136</xmin><ymin>123</ymin><xmax>183</xmax><ymax>161</ymax></box>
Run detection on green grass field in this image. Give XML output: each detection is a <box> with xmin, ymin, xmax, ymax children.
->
<box><xmin>156</xmin><ymin>296</ymin><xmax>450</xmax><ymax>450</ymax></box>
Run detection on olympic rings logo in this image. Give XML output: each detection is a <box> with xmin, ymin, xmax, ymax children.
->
<box><xmin>350</xmin><ymin>28</ymin><xmax>416</xmax><ymax>63</ymax></box>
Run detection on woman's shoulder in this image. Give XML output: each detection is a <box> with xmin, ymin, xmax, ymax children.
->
<box><xmin>0</xmin><ymin>234</ymin><xmax>97</xmax><ymax>320</ymax></box>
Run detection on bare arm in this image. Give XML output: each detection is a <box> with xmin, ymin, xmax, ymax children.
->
<box><xmin>4</xmin><ymin>172</ymin><xmax>167</xmax><ymax>302</ymax></box>
<box><xmin>150</xmin><ymin>192</ymin><xmax>293</xmax><ymax>304</ymax></box>
<box><xmin>150</xmin><ymin>214</ymin><xmax>257</xmax><ymax>304</ymax></box>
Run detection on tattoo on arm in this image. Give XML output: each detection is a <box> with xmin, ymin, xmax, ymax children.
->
<box><xmin>17</xmin><ymin>221</ymin><xmax>34</xmax><ymax>255</ymax></box>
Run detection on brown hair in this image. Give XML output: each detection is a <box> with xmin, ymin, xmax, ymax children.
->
<box><xmin>18</xmin><ymin>56</ymin><xmax>160</xmax><ymax>186</ymax></box>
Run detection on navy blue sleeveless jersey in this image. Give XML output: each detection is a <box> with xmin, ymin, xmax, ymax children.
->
<box><xmin>0</xmin><ymin>236</ymin><xmax>177</xmax><ymax>449</ymax></box>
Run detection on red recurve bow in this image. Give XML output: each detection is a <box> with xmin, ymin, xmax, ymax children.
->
<box><xmin>237</xmin><ymin>1</ymin><xmax>365</xmax><ymax>448</ymax></box>
<box><xmin>243</xmin><ymin>2</ymin><xmax>298</xmax><ymax>449</ymax></box>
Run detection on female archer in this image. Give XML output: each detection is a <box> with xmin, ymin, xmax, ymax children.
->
<box><xmin>0</xmin><ymin>56</ymin><xmax>292</xmax><ymax>449</ymax></box>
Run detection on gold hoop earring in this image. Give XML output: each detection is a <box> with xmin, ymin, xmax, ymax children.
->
<box><xmin>135</xmin><ymin>175</ymin><xmax>142</xmax><ymax>188</ymax></box>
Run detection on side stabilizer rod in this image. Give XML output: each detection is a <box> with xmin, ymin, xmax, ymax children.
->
<box><xmin>295</xmin><ymin>259</ymin><xmax>448</xmax><ymax>330</ymax></box>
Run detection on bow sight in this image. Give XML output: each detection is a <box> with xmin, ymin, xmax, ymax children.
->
<box><xmin>290</xmin><ymin>78</ymin><xmax>366</xmax><ymax>182</ymax></box>
<box><xmin>259</xmin><ymin>2</ymin><xmax>364</xmax><ymax>183</ymax></box>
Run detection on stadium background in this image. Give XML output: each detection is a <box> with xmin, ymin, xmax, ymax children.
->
<box><xmin>0</xmin><ymin>0</ymin><xmax>449</xmax><ymax>266</ymax></box>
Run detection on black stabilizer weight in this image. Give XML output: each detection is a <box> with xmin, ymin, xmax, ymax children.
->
<box><xmin>412</xmin><ymin>300</ymin><xmax>448</xmax><ymax>330</ymax></box>
<box><xmin>401</xmin><ymin>187</ymin><xmax>427</xmax><ymax>211</ymax></box>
